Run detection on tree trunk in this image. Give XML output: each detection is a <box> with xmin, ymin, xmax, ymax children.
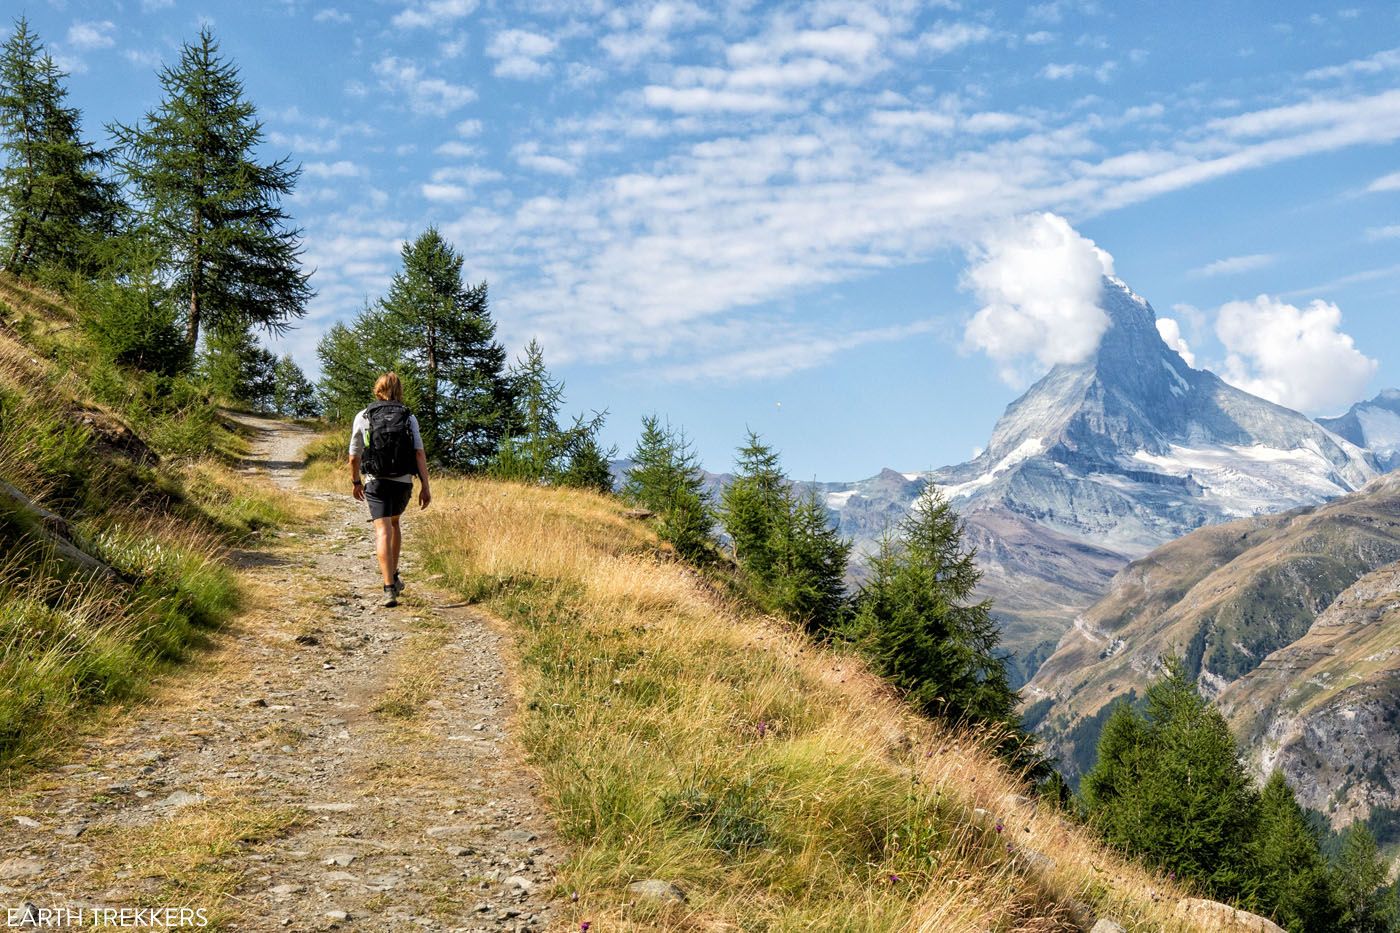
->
<box><xmin>188</xmin><ymin>203</ymin><xmax>202</xmax><ymax>349</ymax></box>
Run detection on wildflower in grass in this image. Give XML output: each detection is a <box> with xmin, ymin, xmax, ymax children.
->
<box><xmin>757</xmin><ymin>720</ymin><xmax>767</xmax><ymax>738</ymax></box>
<box><xmin>888</xmin><ymin>873</ymin><xmax>899</xmax><ymax>884</ymax></box>
<box><xmin>995</xmin><ymin>820</ymin><xmax>1004</xmax><ymax>833</ymax></box>
<box><xmin>580</xmin><ymin>922</ymin><xmax>591</xmax><ymax>932</ymax></box>
<box><xmin>571</xmin><ymin>892</ymin><xmax>579</xmax><ymax>902</ymax></box>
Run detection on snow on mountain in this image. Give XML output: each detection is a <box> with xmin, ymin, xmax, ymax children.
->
<box><xmin>821</xmin><ymin>275</ymin><xmax>1378</xmax><ymax>685</ymax></box>
<box><xmin>1318</xmin><ymin>389</ymin><xmax>1400</xmax><ymax>471</ymax></box>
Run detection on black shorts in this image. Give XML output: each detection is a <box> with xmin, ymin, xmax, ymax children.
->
<box><xmin>365</xmin><ymin>479</ymin><xmax>413</xmax><ymax>520</ymax></box>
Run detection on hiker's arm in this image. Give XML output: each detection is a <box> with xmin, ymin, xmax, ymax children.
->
<box><xmin>416</xmin><ymin>449</ymin><xmax>431</xmax><ymax>509</ymax></box>
<box><xmin>349</xmin><ymin>454</ymin><xmax>365</xmax><ymax>501</ymax></box>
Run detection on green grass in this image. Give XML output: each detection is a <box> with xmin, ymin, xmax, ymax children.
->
<box><xmin>0</xmin><ymin>273</ymin><xmax>303</xmax><ymax>770</ymax></box>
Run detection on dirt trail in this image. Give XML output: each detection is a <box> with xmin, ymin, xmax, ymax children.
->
<box><xmin>0</xmin><ymin>415</ymin><xmax>564</xmax><ymax>931</ymax></box>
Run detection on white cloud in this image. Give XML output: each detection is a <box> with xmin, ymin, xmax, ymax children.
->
<box><xmin>392</xmin><ymin>0</ymin><xmax>478</xmax><ymax>30</ymax></box>
<box><xmin>918</xmin><ymin>22</ymin><xmax>993</xmax><ymax>55</ymax></box>
<box><xmin>1025</xmin><ymin>31</ymin><xmax>1055</xmax><ymax>44</ymax></box>
<box><xmin>1190</xmin><ymin>253</ymin><xmax>1276</xmax><ymax>277</ymax></box>
<box><xmin>1304</xmin><ymin>47</ymin><xmax>1400</xmax><ymax>81</ymax></box>
<box><xmin>314</xmin><ymin>9</ymin><xmax>352</xmax><ymax>25</ymax></box>
<box><xmin>1155</xmin><ymin>317</ymin><xmax>1195</xmax><ymax>367</ymax></box>
<box><xmin>1041</xmin><ymin>62</ymin><xmax>1085</xmax><ymax>80</ymax></box>
<box><xmin>1216</xmin><ymin>295</ymin><xmax>1377</xmax><ymax>412</ymax></box>
<box><xmin>67</xmin><ymin>20</ymin><xmax>116</xmax><ymax>51</ymax></box>
<box><xmin>455</xmin><ymin>119</ymin><xmax>482</xmax><ymax>137</ymax></box>
<box><xmin>372</xmin><ymin>56</ymin><xmax>477</xmax><ymax>115</ymax></box>
<box><xmin>487</xmin><ymin>29</ymin><xmax>557</xmax><ymax>79</ymax></box>
<box><xmin>663</xmin><ymin>320</ymin><xmax>941</xmax><ymax>382</ymax></box>
<box><xmin>430</xmin><ymin>165</ymin><xmax>502</xmax><ymax>185</ymax></box>
<box><xmin>962</xmin><ymin>213</ymin><xmax>1115</xmax><ymax>384</ymax></box>
<box><xmin>302</xmin><ymin>160</ymin><xmax>364</xmax><ymax>178</ymax></box>
<box><xmin>422</xmin><ymin>183</ymin><xmax>470</xmax><ymax>202</ymax></box>
<box><xmin>643</xmin><ymin>85</ymin><xmax>788</xmax><ymax>113</ymax></box>
<box><xmin>512</xmin><ymin>142</ymin><xmax>576</xmax><ymax>176</ymax></box>
<box><xmin>140</xmin><ymin>0</ymin><xmax>174</xmax><ymax>12</ymax></box>
<box><xmin>1368</xmin><ymin>170</ymin><xmax>1400</xmax><ymax>192</ymax></box>
<box><xmin>434</xmin><ymin>141</ymin><xmax>479</xmax><ymax>158</ymax></box>
<box><xmin>1367</xmin><ymin>224</ymin><xmax>1400</xmax><ymax>240</ymax></box>
<box><xmin>123</xmin><ymin>48</ymin><xmax>161</xmax><ymax>68</ymax></box>
<box><xmin>600</xmin><ymin>0</ymin><xmax>709</xmax><ymax>65</ymax></box>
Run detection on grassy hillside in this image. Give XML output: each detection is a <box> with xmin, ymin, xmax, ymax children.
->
<box><xmin>305</xmin><ymin>448</ymin><xmax>1202</xmax><ymax>931</ymax></box>
<box><xmin>0</xmin><ymin>272</ymin><xmax>302</xmax><ymax>768</ymax></box>
<box><xmin>1025</xmin><ymin>473</ymin><xmax>1400</xmax><ymax>781</ymax></box>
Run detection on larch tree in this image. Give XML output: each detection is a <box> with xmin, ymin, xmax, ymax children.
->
<box><xmin>719</xmin><ymin>431</ymin><xmax>790</xmax><ymax>585</ymax></box>
<box><xmin>623</xmin><ymin>415</ymin><xmax>713</xmax><ymax>561</ymax></box>
<box><xmin>111</xmin><ymin>27</ymin><xmax>310</xmax><ymax>350</ymax></box>
<box><xmin>0</xmin><ymin>17</ymin><xmax>121</xmax><ymax>275</ymax></box>
<box><xmin>376</xmin><ymin>227</ymin><xmax>511</xmax><ymax>468</ymax></box>
<box><xmin>849</xmin><ymin>486</ymin><xmax>1018</xmax><ymax>729</ymax></box>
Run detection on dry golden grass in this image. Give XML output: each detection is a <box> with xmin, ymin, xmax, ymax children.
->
<box><xmin>85</xmin><ymin>784</ymin><xmax>300</xmax><ymax>930</ymax></box>
<box><xmin>407</xmin><ymin>476</ymin><xmax>1201</xmax><ymax>932</ymax></box>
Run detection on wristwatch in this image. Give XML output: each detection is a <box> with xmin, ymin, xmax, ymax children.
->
<box><xmin>352</xmin><ymin>480</ymin><xmax>363</xmax><ymax>487</ymax></box>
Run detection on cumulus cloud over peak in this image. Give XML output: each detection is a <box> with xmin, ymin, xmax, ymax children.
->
<box><xmin>1155</xmin><ymin>317</ymin><xmax>1195</xmax><ymax>367</ymax></box>
<box><xmin>1216</xmin><ymin>295</ymin><xmax>1377</xmax><ymax>413</ymax></box>
<box><xmin>962</xmin><ymin>212</ymin><xmax>1115</xmax><ymax>385</ymax></box>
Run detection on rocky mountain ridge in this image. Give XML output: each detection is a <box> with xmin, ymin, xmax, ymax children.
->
<box><xmin>821</xmin><ymin>276</ymin><xmax>1378</xmax><ymax>683</ymax></box>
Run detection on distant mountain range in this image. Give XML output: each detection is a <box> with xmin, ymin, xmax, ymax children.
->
<box><xmin>820</xmin><ymin>276</ymin><xmax>1380</xmax><ymax>684</ymax></box>
<box><xmin>1024</xmin><ymin>472</ymin><xmax>1400</xmax><ymax>790</ymax></box>
<box><xmin>1319</xmin><ymin>389</ymin><xmax>1400</xmax><ymax>472</ymax></box>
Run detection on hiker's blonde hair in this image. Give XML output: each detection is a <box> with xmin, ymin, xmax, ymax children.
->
<box><xmin>373</xmin><ymin>372</ymin><xmax>403</xmax><ymax>402</ymax></box>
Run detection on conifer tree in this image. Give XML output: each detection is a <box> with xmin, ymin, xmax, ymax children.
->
<box><xmin>0</xmin><ymin>18</ymin><xmax>121</xmax><ymax>275</ymax></box>
<box><xmin>719</xmin><ymin>431</ymin><xmax>789</xmax><ymax>584</ymax></box>
<box><xmin>558</xmin><ymin>431</ymin><xmax>616</xmax><ymax>493</ymax></box>
<box><xmin>1252</xmin><ymin>771</ymin><xmax>1336</xmax><ymax>932</ymax></box>
<box><xmin>1080</xmin><ymin>700</ymin><xmax>1146</xmax><ymax>817</ymax></box>
<box><xmin>111</xmin><ymin>28</ymin><xmax>310</xmax><ymax>349</ymax></box>
<box><xmin>769</xmin><ymin>487</ymin><xmax>850</xmax><ymax>635</ymax></box>
<box><xmin>1080</xmin><ymin>657</ymin><xmax>1259</xmax><ymax>901</ymax></box>
<box><xmin>849</xmin><ymin>487</ymin><xmax>1017</xmax><ymax>728</ymax></box>
<box><xmin>200</xmin><ymin>327</ymin><xmax>276</xmax><ymax>409</ymax></box>
<box><xmin>315</xmin><ymin>304</ymin><xmax>409</xmax><ymax>424</ymax></box>
<box><xmin>376</xmin><ymin>228</ymin><xmax>511</xmax><ymax>468</ymax></box>
<box><xmin>624</xmin><ymin>415</ymin><xmax>713</xmax><ymax>561</ymax></box>
<box><xmin>272</xmin><ymin>354</ymin><xmax>319</xmax><ymax>418</ymax></box>
<box><xmin>1333</xmin><ymin>824</ymin><xmax>1398</xmax><ymax>933</ymax></box>
<box><xmin>491</xmin><ymin>339</ymin><xmax>567</xmax><ymax>483</ymax></box>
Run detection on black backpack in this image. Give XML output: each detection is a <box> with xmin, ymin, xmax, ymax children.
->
<box><xmin>360</xmin><ymin>401</ymin><xmax>417</xmax><ymax>477</ymax></box>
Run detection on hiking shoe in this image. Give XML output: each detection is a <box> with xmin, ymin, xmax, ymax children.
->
<box><xmin>382</xmin><ymin>585</ymin><xmax>398</xmax><ymax>608</ymax></box>
<box><xmin>393</xmin><ymin>572</ymin><xmax>404</xmax><ymax>596</ymax></box>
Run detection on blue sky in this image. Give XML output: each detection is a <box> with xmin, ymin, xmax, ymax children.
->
<box><xmin>13</xmin><ymin>0</ymin><xmax>1400</xmax><ymax>479</ymax></box>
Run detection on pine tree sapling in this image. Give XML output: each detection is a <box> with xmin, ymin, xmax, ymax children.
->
<box><xmin>201</xmin><ymin>327</ymin><xmax>276</xmax><ymax>410</ymax></box>
<box><xmin>272</xmin><ymin>354</ymin><xmax>319</xmax><ymax>418</ymax></box>
<box><xmin>111</xmin><ymin>27</ymin><xmax>310</xmax><ymax>348</ymax></box>
<box><xmin>720</xmin><ymin>431</ymin><xmax>789</xmax><ymax>584</ymax></box>
<box><xmin>624</xmin><ymin>415</ymin><xmax>713</xmax><ymax>562</ymax></box>
<box><xmin>1333</xmin><ymin>823</ymin><xmax>1399</xmax><ymax>933</ymax></box>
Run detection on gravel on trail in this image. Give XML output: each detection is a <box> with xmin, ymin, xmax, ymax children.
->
<box><xmin>0</xmin><ymin>414</ymin><xmax>565</xmax><ymax>932</ymax></box>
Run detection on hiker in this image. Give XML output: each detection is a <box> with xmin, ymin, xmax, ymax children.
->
<box><xmin>348</xmin><ymin>372</ymin><xmax>431</xmax><ymax>607</ymax></box>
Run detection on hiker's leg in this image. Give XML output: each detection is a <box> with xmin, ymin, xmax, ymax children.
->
<box><xmin>389</xmin><ymin>515</ymin><xmax>402</xmax><ymax>577</ymax></box>
<box><xmin>373</xmin><ymin>517</ymin><xmax>394</xmax><ymax>586</ymax></box>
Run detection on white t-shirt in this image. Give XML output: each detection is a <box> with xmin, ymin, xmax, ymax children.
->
<box><xmin>349</xmin><ymin>406</ymin><xmax>424</xmax><ymax>484</ymax></box>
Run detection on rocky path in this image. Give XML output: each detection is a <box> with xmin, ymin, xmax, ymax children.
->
<box><xmin>0</xmin><ymin>415</ymin><xmax>564</xmax><ymax>931</ymax></box>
